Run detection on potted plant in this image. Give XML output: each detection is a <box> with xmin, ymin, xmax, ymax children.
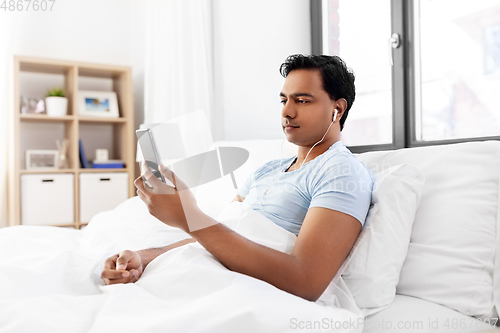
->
<box><xmin>45</xmin><ymin>87</ymin><xmax>68</xmax><ymax>117</ymax></box>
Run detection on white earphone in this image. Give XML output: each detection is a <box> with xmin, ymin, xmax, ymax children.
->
<box><xmin>260</xmin><ymin>107</ymin><xmax>340</xmax><ymax>212</ymax></box>
<box><xmin>298</xmin><ymin>108</ymin><xmax>339</xmax><ymax>170</ymax></box>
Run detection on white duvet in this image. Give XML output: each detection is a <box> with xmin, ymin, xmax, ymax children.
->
<box><xmin>0</xmin><ymin>197</ymin><xmax>364</xmax><ymax>333</ymax></box>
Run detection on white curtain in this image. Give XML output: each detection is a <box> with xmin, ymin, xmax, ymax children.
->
<box><xmin>144</xmin><ymin>0</ymin><xmax>214</xmax><ymax>126</ymax></box>
<box><xmin>0</xmin><ymin>13</ymin><xmax>12</xmax><ymax>228</ymax></box>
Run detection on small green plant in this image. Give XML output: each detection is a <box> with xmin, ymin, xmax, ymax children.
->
<box><xmin>46</xmin><ymin>87</ymin><xmax>65</xmax><ymax>97</ymax></box>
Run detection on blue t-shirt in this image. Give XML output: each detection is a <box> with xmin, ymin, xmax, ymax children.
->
<box><xmin>237</xmin><ymin>141</ymin><xmax>373</xmax><ymax>236</ymax></box>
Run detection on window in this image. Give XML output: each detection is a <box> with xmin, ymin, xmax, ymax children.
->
<box><xmin>321</xmin><ymin>0</ymin><xmax>393</xmax><ymax>147</ymax></box>
<box><xmin>312</xmin><ymin>0</ymin><xmax>500</xmax><ymax>151</ymax></box>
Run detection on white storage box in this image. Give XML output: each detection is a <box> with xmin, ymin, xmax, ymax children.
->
<box><xmin>21</xmin><ymin>173</ymin><xmax>74</xmax><ymax>226</ymax></box>
<box><xmin>79</xmin><ymin>172</ymin><xmax>129</xmax><ymax>222</ymax></box>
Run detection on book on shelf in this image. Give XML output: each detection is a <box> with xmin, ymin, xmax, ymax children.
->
<box><xmin>91</xmin><ymin>159</ymin><xmax>125</xmax><ymax>169</ymax></box>
<box><xmin>79</xmin><ymin>139</ymin><xmax>89</xmax><ymax>168</ymax></box>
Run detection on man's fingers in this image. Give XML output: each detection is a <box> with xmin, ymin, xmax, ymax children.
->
<box><xmin>135</xmin><ymin>173</ymin><xmax>163</xmax><ymax>195</ymax></box>
<box><xmin>116</xmin><ymin>261</ymin><xmax>127</xmax><ymax>271</ymax></box>
<box><xmin>137</xmin><ymin>188</ymin><xmax>148</xmax><ymax>202</ymax></box>
<box><xmin>101</xmin><ymin>251</ymin><xmax>142</xmax><ymax>285</ymax></box>
<box><xmin>101</xmin><ymin>269</ymin><xmax>131</xmax><ymax>280</ymax></box>
<box><xmin>134</xmin><ymin>176</ymin><xmax>149</xmax><ymax>198</ymax></box>
<box><xmin>129</xmin><ymin>269</ymin><xmax>141</xmax><ymax>283</ymax></box>
<box><xmin>102</xmin><ymin>254</ymin><xmax>118</xmax><ymax>270</ymax></box>
<box><xmin>134</xmin><ymin>175</ymin><xmax>145</xmax><ymax>190</ymax></box>
<box><xmin>116</xmin><ymin>250</ymin><xmax>135</xmax><ymax>271</ymax></box>
<box><xmin>101</xmin><ymin>269</ymin><xmax>141</xmax><ymax>285</ymax></box>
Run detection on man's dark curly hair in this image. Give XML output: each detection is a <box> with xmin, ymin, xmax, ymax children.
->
<box><xmin>279</xmin><ymin>54</ymin><xmax>355</xmax><ymax>131</ymax></box>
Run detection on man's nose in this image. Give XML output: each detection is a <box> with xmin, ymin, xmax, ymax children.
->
<box><xmin>281</xmin><ymin>101</ymin><xmax>296</xmax><ymax>119</ymax></box>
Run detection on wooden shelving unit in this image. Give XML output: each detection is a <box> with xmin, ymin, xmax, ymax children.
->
<box><xmin>8</xmin><ymin>55</ymin><xmax>136</xmax><ymax>229</ymax></box>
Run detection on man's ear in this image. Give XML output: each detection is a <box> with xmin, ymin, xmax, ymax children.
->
<box><xmin>335</xmin><ymin>98</ymin><xmax>348</xmax><ymax>120</ymax></box>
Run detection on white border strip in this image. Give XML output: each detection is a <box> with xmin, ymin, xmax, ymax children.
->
<box><xmin>321</xmin><ymin>0</ymin><xmax>330</xmax><ymax>54</ymax></box>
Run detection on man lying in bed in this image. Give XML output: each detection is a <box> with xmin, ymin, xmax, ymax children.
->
<box><xmin>101</xmin><ymin>54</ymin><xmax>373</xmax><ymax>302</ymax></box>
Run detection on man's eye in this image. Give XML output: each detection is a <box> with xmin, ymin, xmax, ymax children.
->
<box><xmin>280</xmin><ymin>100</ymin><xmax>287</xmax><ymax>105</ymax></box>
<box><xmin>298</xmin><ymin>100</ymin><xmax>310</xmax><ymax>104</ymax></box>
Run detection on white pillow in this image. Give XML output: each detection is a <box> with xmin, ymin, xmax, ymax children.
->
<box><xmin>356</xmin><ymin>141</ymin><xmax>499</xmax><ymax>319</ymax></box>
<box><xmin>342</xmin><ymin>164</ymin><xmax>425</xmax><ymax>317</ymax></box>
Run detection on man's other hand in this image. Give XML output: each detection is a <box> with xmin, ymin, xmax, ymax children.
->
<box><xmin>101</xmin><ymin>250</ymin><xmax>144</xmax><ymax>285</ymax></box>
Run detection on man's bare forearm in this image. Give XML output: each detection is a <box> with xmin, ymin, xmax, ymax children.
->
<box><xmin>137</xmin><ymin>238</ymin><xmax>196</xmax><ymax>268</ymax></box>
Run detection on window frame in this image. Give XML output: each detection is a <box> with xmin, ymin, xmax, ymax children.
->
<box><xmin>311</xmin><ymin>0</ymin><xmax>500</xmax><ymax>153</ymax></box>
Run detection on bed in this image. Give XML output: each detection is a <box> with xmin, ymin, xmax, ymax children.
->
<box><xmin>1</xmin><ymin>138</ymin><xmax>499</xmax><ymax>332</ymax></box>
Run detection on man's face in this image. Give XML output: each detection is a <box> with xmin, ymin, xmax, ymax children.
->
<box><xmin>280</xmin><ymin>69</ymin><xmax>335</xmax><ymax>146</ymax></box>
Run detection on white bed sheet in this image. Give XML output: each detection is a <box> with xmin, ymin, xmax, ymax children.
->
<box><xmin>0</xmin><ymin>197</ymin><xmax>364</xmax><ymax>333</ymax></box>
<box><xmin>363</xmin><ymin>295</ymin><xmax>495</xmax><ymax>333</ymax></box>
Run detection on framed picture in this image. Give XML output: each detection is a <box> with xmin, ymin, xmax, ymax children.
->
<box><xmin>78</xmin><ymin>90</ymin><xmax>119</xmax><ymax>118</ymax></box>
<box><xmin>26</xmin><ymin>150</ymin><xmax>59</xmax><ymax>170</ymax></box>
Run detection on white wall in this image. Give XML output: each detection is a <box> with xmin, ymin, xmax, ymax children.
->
<box><xmin>212</xmin><ymin>0</ymin><xmax>311</xmax><ymax>141</ymax></box>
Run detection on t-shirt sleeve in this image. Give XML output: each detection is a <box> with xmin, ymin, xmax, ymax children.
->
<box><xmin>237</xmin><ymin>171</ymin><xmax>255</xmax><ymax>198</ymax></box>
<box><xmin>309</xmin><ymin>156</ymin><xmax>373</xmax><ymax>226</ymax></box>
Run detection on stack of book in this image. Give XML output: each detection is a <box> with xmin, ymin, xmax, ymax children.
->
<box><xmin>91</xmin><ymin>159</ymin><xmax>125</xmax><ymax>169</ymax></box>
